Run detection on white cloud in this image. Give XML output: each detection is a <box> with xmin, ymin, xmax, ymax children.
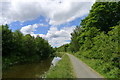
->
<box><xmin>1</xmin><ymin>0</ymin><xmax>94</xmax><ymax>25</ymax></box>
<box><xmin>43</xmin><ymin>26</ymin><xmax>75</xmax><ymax>47</ymax></box>
<box><xmin>20</xmin><ymin>24</ymin><xmax>39</xmax><ymax>35</ymax></box>
<box><xmin>1</xmin><ymin>0</ymin><xmax>95</xmax><ymax>47</ymax></box>
<box><xmin>21</xmin><ymin>25</ymin><xmax>75</xmax><ymax>47</ymax></box>
<box><xmin>20</xmin><ymin>23</ymin><xmax>47</xmax><ymax>35</ymax></box>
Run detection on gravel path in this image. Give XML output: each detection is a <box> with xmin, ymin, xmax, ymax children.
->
<box><xmin>67</xmin><ymin>53</ymin><xmax>103</xmax><ymax>78</ymax></box>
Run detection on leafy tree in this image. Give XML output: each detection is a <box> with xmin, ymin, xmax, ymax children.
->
<box><xmin>57</xmin><ymin>44</ymin><xmax>70</xmax><ymax>52</ymax></box>
<box><xmin>12</xmin><ymin>30</ymin><xmax>24</xmax><ymax>56</ymax></box>
<box><xmin>70</xmin><ymin>26</ymin><xmax>82</xmax><ymax>52</ymax></box>
<box><xmin>66</xmin><ymin>1</ymin><xmax>120</xmax><ymax>78</ymax></box>
<box><xmin>81</xmin><ymin>2</ymin><xmax>120</xmax><ymax>32</ymax></box>
<box><xmin>2</xmin><ymin>25</ymin><xmax>55</xmax><ymax>69</ymax></box>
<box><xmin>23</xmin><ymin>34</ymin><xmax>36</xmax><ymax>57</ymax></box>
<box><xmin>2</xmin><ymin>24</ymin><xmax>13</xmax><ymax>56</ymax></box>
<box><xmin>35</xmin><ymin>36</ymin><xmax>53</xmax><ymax>59</ymax></box>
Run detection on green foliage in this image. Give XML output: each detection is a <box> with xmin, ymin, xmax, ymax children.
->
<box><xmin>2</xmin><ymin>24</ymin><xmax>13</xmax><ymax>56</ymax></box>
<box><xmin>66</xmin><ymin>2</ymin><xmax>120</xmax><ymax>78</ymax></box>
<box><xmin>53</xmin><ymin>52</ymin><xmax>65</xmax><ymax>57</ymax></box>
<box><xmin>76</xmin><ymin>56</ymin><xmax>120</xmax><ymax>78</ymax></box>
<box><xmin>70</xmin><ymin>26</ymin><xmax>82</xmax><ymax>52</ymax></box>
<box><xmin>2</xmin><ymin>25</ymin><xmax>54</xmax><ymax>69</ymax></box>
<box><xmin>81</xmin><ymin>2</ymin><xmax>120</xmax><ymax>32</ymax></box>
<box><xmin>45</xmin><ymin>54</ymin><xmax>75</xmax><ymax>78</ymax></box>
<box><xmin>56</xmin><ymin>44</ymin><xmax>70</xmax><ymax>52</ymax></box>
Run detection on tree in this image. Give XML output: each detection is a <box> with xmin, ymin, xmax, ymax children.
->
<box><xmin>35</xmin><ymin>35</ymin><xmax>53</xmax><ymax>59</ymax></box>
<box><xmin>23</xmin><ymin>34</ymin><xmax>36</xmax><ymax>57</ymax></box>
<box><xmin>81</xmin><ymin>2</ymin><xmax>120</xmax><ymax>32</ymax></box>
<box><xmin>57</xmin><ymin>44</ymin><xmax>69</xmax><ymax>52</ymax></box>
<box><xmin>70</xmin><ymin>26</ymin><xmax>82</xmax><ymax>52</ymax></box>
<box><xmin>2</xmin><ymin>24</ymin><xmax>13</xmax><ymax>56</ymax></box>
<box><xmin>12</xmin><ymin>30</ymin><xmax>24</xmax><ymax>56</ymax></box>
<box><xmin>2</xmin><ymin>25</ymin><xmax>55</xmax><ymax>69</ymax></box>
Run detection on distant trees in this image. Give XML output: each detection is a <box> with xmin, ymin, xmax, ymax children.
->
<box><xmin>2</xmin><ymin>24</ymin><xmax>55</xmax><ymax>68</ymax></box>
<box><xmin>56</xmin><ymin>44</ymin><xmax>70</xmax><ymax>52</ymax></box>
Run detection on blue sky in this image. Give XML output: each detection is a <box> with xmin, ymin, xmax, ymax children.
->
<box><xmin>8</xmin><ymin>15</ymin><xmax>87</xmax><ymax>34</ymax></box>
<box><xmin>1</xmin><ymin>0</ymin><xmax>94</xmax><ymax>47</ymax></box>
<box><xmin>8</xmin><ymin>16</ymin><xmax>51</xmax><ymax>34</ymax></box>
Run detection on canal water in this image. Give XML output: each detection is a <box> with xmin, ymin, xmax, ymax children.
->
<box><xmin>2</xmin><ymin>58</ymin><xmax>52</xmax><ymax>78</ymax></box>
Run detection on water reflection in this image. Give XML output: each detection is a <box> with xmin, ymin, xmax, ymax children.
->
<box><xmin>2</xmin><ymin>58</ymin><xmax>52</xmax><ymax>78</ymax></box>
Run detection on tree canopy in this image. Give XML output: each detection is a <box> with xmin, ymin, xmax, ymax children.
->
<box><xmin>2</xmin><ymin>25</ymin><xmax>55</xmax><ymax>69</ymax></box>
<box><xmin>60</xmin><ymin>2</ymin><xmax>120</xmax><ymax>78</ymax></box>
<box><xmin>81</xmin><ymin>2</ymin><xmax>120</xmax><ymax>32</ymax></box>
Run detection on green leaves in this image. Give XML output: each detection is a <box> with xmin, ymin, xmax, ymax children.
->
<box><xmin>70</xmin><ymin>19</ymin><xmax>120</xmax><ymax>78</ymax></box>
<box><xmin>81</xmin><ymin>2</ymin><xmax>120</xmax><ymax>32</ymax></box>
<box><xmin>2</xmin><ymin>24</ymin><xmax>54</xmax><ymax>69</ymax></box>
<box><xmin>68</xmin><ymin>2</ymin><xmax>120</xmax><ymax>78</ymax></box>
<box><xmin>2</xmin><ymin>24</ymin><xmax>13</xmax><ymax>56</ymax></box>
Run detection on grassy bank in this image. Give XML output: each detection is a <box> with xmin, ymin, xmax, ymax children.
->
<box><xmin>45</xmin><ymin>54</ymin><xmax>75</xmax><ymax>78</ymax></box>
<box><xmin>53</xmin><ymin>52</ymin><xmax>66</xmax><ymax>57</ymax></box>
<box><xmin>74</xmin><ymin>53</ymin><xmax>120</xmax><ymax>78</ymax></box>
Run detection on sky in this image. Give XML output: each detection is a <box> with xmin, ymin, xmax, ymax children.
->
<box><xmin>0</xmin><ymin>0</ymin><xmax>95</xmax><ymax>47</ymax></box>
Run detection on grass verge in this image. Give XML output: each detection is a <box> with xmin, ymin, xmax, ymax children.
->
<box><xmin>45</xmin><ymin>54</ymin><xmax>75</xmax><ymax>78</ymax></box>
<box><xmin>74</xmin><ymin>53</ymin><xmax>120</xmax><ymax>78</ymax></box>
<box><xmin>53</xmin><ymin>52</ymin><xmax>66</xmax><ymax>57</ymax></box>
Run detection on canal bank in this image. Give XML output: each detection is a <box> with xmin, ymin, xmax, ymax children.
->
<box><xmin>2</xmin><ymin>58</ymin><xmax>52</xmax><ymax>78</ymax></box>
<box><xmin>45</xmin><ymin>54</ymin><xmax>75</xmax><ymax>78</ymax></box>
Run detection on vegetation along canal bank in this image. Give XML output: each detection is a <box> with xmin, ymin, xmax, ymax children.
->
<box><xmin>45</xmin><ymin>53</ymin><xmax>75</xmax><ymax>78</ymax></box>
<box><xmin>56</xmin><ymin>1</ymin><xmax>120</xmax><ymax>78</ymax></box>
<box><xmin>2</xmin><ymin>24</ymin><xmax>55</xmax><ymax>78</ymax></box>
<box><xmin>1</xmin><ymin>1</ymin><xmax>120</xmax><ymax>79</ymax></box>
